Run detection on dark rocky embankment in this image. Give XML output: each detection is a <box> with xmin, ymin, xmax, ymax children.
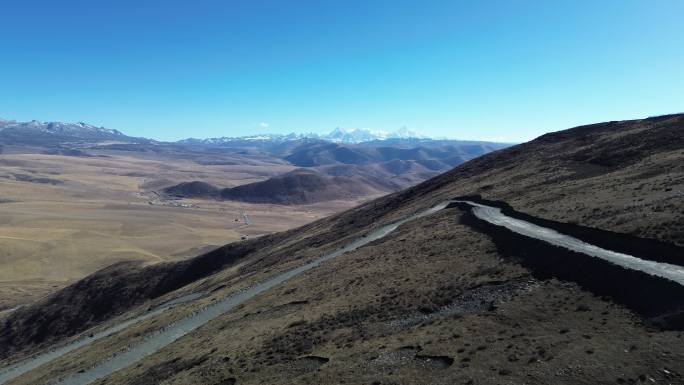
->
<box><xmin>453</xmin><ymin>198</ymin><xmax>684</xmax><ymax>330</ymax></box>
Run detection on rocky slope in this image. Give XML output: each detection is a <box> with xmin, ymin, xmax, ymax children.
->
<box><xmin>1</xmin><ymin>114</ymin><xmax>683</xmax><ymax>385</ymax></box>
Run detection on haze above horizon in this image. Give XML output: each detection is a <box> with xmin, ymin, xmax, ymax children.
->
<box><xmin>1</xmin><ymin>1</ymin><xmax>682</xmax><ymax>142</ymax></box>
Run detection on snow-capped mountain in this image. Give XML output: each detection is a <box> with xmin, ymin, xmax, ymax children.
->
<box><xmin>177</xmin><ymin>132</ymin><xmax>311</xmax><ymax>145</ymax></box>
<box><xmin>322</xmin><ymin>127</ymin><xmax>426</xmax><ymax>143</ymax></box>
<box><xmin>0</xmin><ymin>119</ymin><xmax>133</xmax><ymax>141</ymax></box>
<box><xmin>179</xmin><ymin>127</ymin><xmax>427</xmax><ymax>145</ymax></box>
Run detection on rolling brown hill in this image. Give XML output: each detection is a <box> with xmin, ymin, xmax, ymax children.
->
<box><xmin>163</xmin><ymin>181</ymin><xmax>220</xmax><ymax>199</ymax></box>
<box><xmin>219</xmin><ymin>169</ymin><xmax>383</xmax><ymax>204</ymax></box>
<box><xmin>1</xmin><ymin>114</ymin><xmax>683</xmax><ymax>385</ymax></box>
<box><xmin>161</xmin><ymin>139</ymin><xmax>508</xmax><ymax>204</ymax></box>
<box><xmin>164</xmin><ymin>169</ymin><xmax>388</xmax><ymax>204</ymax></box>
<box><xmin>281</xmin><ymin>140</ymin><xmax>505</xmax><ymax>169</ymax></box>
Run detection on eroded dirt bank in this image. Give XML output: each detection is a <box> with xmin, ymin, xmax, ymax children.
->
<box><xmin>452</xmin><ymin>198</ymin><xmax>684</xmax><ymax>329</ymax></box>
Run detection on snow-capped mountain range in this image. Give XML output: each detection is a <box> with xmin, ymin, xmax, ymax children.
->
<box><xmin>323</xmin><ymin>127</ymin><xmax>426</xmax><ymax>143</ymax></box>
<box><xmin>0</xmin><ymin>119</ymin><xmax>129</xmax><ymax>140</ymax></box>
<box><xmin>179</xmin><ymin>127</ymin><xmax>429</xmax><ymax>145</ymax></box>
<box><xmin>0</xmin><ymin>118</ymin><xmax>433</xmax><ymax>145</ymax></box>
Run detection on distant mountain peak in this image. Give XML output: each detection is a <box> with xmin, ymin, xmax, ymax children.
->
<box><xmin>180</xmin><ymin>126</ymin><xmax>429</xmax><ymax>145</ymax></box>
<box><xmin>0</xmin><ymin>118</ymin><xmax>142</xmax><ymax>143</ymax></box>
<box><xmin>323</xmin><ymin>126</ymin><xmax>426</xmax><ymax>143</ymax></box>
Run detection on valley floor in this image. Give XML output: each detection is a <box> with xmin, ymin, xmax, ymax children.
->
<box><xmin>0</xmin><ymin>152</ymin><xmax>366</xmax><ymax>308</ymax></box>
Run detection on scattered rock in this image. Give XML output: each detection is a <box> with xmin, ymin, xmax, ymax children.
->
<box><xmin>414</xmin><ymin>355</ymin><xmax>454</xmax><ymax>369</ymax></box>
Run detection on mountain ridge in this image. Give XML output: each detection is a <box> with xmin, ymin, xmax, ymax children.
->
<box><xmin>177</xmin><ymin>126</ymin><xmax>433</xmax><ymax>145</ymax></box>
<box><xmin>0</xmin><ymin>118</ymin><xmax>479</xmax><ymax>145</ymax></box>
<box><xmin>0</xmin><ymin>117</ymin><xmax>510</xmax><ymax>205</ymax></box>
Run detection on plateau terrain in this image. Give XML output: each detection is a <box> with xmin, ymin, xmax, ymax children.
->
<box><xmin>0</xmin><ymin>119</ymin><xmax>506</xmax><ymax>308</ymax></box>
<box><xmin>1</xmin><ymin>114</ymin><xmax>682</xmax><ymax>384</ymax></box>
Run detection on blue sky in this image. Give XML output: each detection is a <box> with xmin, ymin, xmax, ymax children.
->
<box><xmin>1</xmin><ymin>0</ymin><xmax>682</xmax><ymax>142</ymax></box>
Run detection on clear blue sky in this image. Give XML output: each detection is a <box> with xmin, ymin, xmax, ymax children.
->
<box><xmin>1</xmin><ymin>0</ymin><xmax>682</xmax><ymax>142</ymax></box>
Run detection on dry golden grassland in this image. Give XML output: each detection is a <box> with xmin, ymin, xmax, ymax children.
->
<box><xmin>0</xmin><ymin>152</ymin><xmax>368</xmax><ymax>309</ymax></box>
